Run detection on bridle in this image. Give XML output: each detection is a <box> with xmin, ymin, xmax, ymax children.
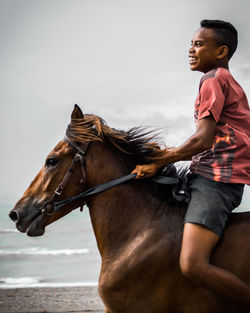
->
<box><xmin>42</xmin><ymin>137</ymin><xmax>190</xmax><ymax>216</ymax></box>
<box><xmin>42</xmin><ymin>137</ymin><xmax>138</xmax><ymax>216</ymax></box>
<box><xmin>42</xmin><ymin>137</ymin><xmax>90</xmax><ymax>215</ymax></box>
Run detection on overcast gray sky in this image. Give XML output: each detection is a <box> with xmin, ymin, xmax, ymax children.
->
<box><xmin>0</xmin><ymin>0</ymin><xmax>249</xmax><ymax>206</ymax></box>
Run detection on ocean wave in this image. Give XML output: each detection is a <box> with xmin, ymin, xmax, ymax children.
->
<box><xmin>0</xmin><ymin>276</ymin><xmax>42</xmax><ymax>286</ymax></box>
<box><xmin>0</xmin><ymin>247</ymin><xmax>90</xmax><ymax>256</ymax></box>
<box><xmin>0</xmin><ymin>277</ymin><xmax>98</xmax><ymax>289</ymax></box>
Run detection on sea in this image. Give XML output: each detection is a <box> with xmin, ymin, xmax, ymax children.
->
<box><xmin>1</xmin><ymin>189</ymin><xmax>249</xmax><ymax>289</ymax></box>
<box><xmin>0</xmin><ymin>205</ymin><xmax>101</xmax><ymax>289</ymax></box>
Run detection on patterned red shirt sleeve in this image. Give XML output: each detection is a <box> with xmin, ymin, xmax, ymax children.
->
<box><xmin>198</xmin><ymin>77</ymin><xmax>225</xmax><ymax>122</ymax></box>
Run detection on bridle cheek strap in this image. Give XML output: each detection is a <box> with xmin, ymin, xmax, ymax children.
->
<box><xmin>42</xmin><ymin>142</ymin><xmax>88</xmax><ymax>215</ymax></box>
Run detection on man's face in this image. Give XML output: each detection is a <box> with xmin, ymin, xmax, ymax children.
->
<box><xmin>189</xmin><ymin>27</ymin><xmax>220</xmax><ymax>73</ymax></box>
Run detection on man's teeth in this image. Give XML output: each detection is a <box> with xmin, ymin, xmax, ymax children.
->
<box><xmin>189</xmin><ymin>57</ymin><xmax>197</xmax><ymax>62</ymax></box>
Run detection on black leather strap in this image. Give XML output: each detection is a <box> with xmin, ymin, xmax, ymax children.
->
<box><xmin>53</xmin><ymin>171</ymin><xmax>190</xmax><ymax>212</ymax></box>
<box><xmin>54</xmin><ymin>173</ymin><xmax>137</xmax><ymax>212</ymax></box>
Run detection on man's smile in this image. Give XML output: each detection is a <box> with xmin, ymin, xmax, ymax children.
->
<box><xmin>189</xmin><ymin>56</ymin><xmax>198</xmax><ymax>65</ymax></box>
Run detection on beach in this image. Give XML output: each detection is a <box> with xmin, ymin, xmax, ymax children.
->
<box><xmin>0</xmin><ymin>286</ymin><xmax>104</xmax><ymax>313</ymax></box>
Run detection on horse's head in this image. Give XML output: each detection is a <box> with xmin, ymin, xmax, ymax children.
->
<box><xmin>9</xmin><ymin>104</ymin><xmax>167</xmax><ymax>236</ymax></box>
<box><xmin>9</xmin><ymin>105</ymin><xmax>88</xmax><ymax>236</ymax></box>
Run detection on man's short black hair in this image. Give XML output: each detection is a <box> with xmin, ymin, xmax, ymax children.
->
<box><xmin>200</xmin><ymin>19</ymin><xmax>238</xmax><ymax>60</ymax></box>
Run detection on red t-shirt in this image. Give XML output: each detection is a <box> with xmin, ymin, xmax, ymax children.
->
<box><xmin>190</xmin><ymin>67</ymin><xmax>250</xmax><ymax>184</ymax></box>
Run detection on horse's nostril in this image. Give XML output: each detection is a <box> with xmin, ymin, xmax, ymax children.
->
<box><xmin>9</xmin><ymin>210</ymin><xmax>19</xmax><ymax>222</ymax></box>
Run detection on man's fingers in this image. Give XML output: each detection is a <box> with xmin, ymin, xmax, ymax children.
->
<box><xmin>131</xmin><ymin>166</ymin><xmax>144</xmax><ymax>179</ymax></box>
<box><xmin>131</xmin><ymin>164</ymin><xmax>154</xmax><ymax>179</ymax></box>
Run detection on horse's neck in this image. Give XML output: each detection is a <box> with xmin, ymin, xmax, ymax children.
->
<box><xmin>85</xmin><ymin>141</ymin><xmax>185</xmax><ymax>257</ymax></box>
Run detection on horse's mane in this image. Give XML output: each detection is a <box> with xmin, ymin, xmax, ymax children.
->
<box><xmin>66</xmin><ymin>114</ymin><xmax>169</xmax><ymax>164</ymax></box>
<box><xmin>66</xmin><ymin>113</ymin><xmax>189</xmax><ymax>211</ymax></box>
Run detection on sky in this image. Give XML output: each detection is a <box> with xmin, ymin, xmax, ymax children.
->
<box><xmin>0</xmin><ymin>0</ymin><xmax>249</xmax><ymax>207</ymax></box>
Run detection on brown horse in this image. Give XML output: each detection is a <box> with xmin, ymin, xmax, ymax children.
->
<box><xmin>9</xmin><ymin>105</ymin><xmax>250</xmax><ymax>313</ymax></box>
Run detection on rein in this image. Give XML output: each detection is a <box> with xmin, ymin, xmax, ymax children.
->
<box><xmin>53</xmin><ymin>173</ymin><xmax>138</xmax><ymax>213</ymax></box>
<box><xmin>42</xmin><ymin>138</ymin><xmax>190</xmax><ymax>216</ymax></box>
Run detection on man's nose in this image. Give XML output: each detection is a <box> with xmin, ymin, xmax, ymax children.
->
<box><xmin>189</xmin><ymin>45</ymin><xmax>195</xmax><ymax>54</ymax></box>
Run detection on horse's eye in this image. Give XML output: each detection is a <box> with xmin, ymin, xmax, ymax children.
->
<box><xmin>45</xmin><ymin>158</ymin><xmax>58</xmax><ymax>167</ymax></box>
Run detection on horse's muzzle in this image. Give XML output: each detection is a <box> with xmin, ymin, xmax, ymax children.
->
<box><xmin>8</xmin><ymin>200</ymin><xmax>48</xmax><ymax>236</ymax></box>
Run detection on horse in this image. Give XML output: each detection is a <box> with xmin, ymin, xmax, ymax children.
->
<box><xmin>9</xmin><ymin>104</ymin><xmax>250</xmax><ymax>313</ymax></box>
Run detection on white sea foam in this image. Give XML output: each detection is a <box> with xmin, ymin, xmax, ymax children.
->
<box><xmin>0</xmin><ymin>276</ymin><xmax>42</xmax><ymax>287</ymax></box>
<box><xmin>0</xmin><ymin>276</ymin><xmax>98</xmax><ymax>289</ymax></box>
<box><xmin>0</xmin><ymin>247</ymin><xmax>90</xmax><ymax>256</ymax></box>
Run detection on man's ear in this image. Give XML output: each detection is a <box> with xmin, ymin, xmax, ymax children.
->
<box><xmin>217</xmin><ymin>45</ymin><xmax>229</xmax><ymax>59</ymax></box>
<box><xmin>71</xmin><ymin>104</ymin><xmax>84</xmax><ymax>120</ymax></box>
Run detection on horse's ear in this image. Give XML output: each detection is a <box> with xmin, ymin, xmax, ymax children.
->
<box><xmin>71</xmin><ymin>104</ymin><xmax>84</xmax><ymax>120</ymax></box>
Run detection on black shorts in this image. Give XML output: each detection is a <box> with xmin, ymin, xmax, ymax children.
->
<box><xmin>184</xmin><ymin>174</ymin><xmax>244</xmax><ymax>236</ymax></box>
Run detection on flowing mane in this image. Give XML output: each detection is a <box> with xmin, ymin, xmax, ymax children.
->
<box><xmin>66</xmin><ymin>114</ymin><xmax>168</xmax><ymax>164</ymax></box>
<box><xmin>66</xmin><ymin>113</ymin><xmax>189</xmax><ymax>205</ymax></box>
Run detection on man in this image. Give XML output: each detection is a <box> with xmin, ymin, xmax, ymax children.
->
<box><xmin>132</xmin><ymin>20</ymin><xmax>250</xmax><ymax>308</ymax></box>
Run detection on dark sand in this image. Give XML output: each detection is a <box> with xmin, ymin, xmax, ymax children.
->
<box><xmin>0</xmin><ymin>286</ymin><xmax>105</xmax><ymax>313</ymax></box>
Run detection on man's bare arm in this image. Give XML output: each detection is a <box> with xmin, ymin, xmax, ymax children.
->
<box><xmin>132</xmin><ymin>116</ymin><xmax>217</xmax><ymax>178</ymax></box>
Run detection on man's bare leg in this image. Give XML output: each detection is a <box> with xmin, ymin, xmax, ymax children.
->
<box><xmin>179</xmin><ymin>223</ymin><xmax>250</xmax><ymax>308</ymax></box>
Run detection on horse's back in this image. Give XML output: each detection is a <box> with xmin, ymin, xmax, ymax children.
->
<box><xmin>212</xmin><ymin>211</ymin><xmax>250</xmax><ymax>284</ymax></box>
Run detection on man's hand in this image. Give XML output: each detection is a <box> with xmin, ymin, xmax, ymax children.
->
<box><xmin>131</xmin><ymin>115</ymin><xmax>217</xmax><ymax>180</ymax></box>
<box><xmin>131</xmin><ymin>163</ymin><xmax>162</xmax><ymax>179</ymax></box>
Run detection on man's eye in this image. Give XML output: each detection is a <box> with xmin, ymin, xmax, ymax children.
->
<box><xmin>45</xmin><ymin>158</ymin><xmax>58</xmax><ymax>167</ymax></box>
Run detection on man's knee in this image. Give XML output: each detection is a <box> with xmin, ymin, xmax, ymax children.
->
<box><xmin>179</xmin><ymin>255</ymin><xmax>207</xmax><ymax>285</ymax></box>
